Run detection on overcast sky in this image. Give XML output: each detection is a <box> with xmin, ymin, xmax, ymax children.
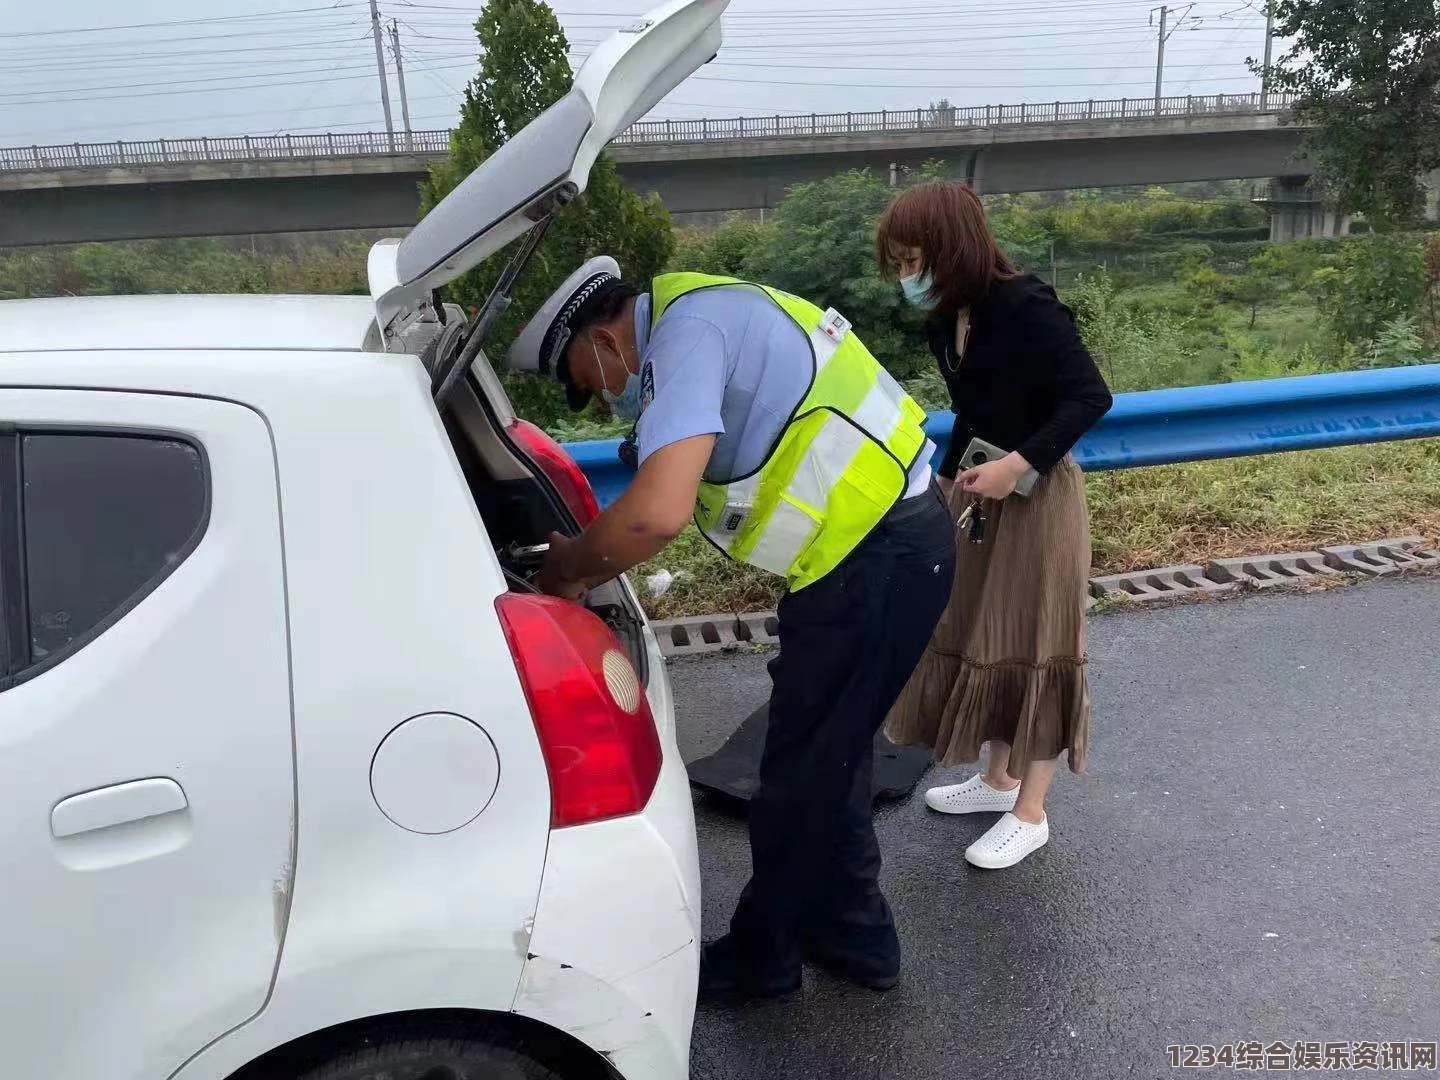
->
<box><xmin>1</xmin><ymin>0</ymin><xmax>1277</xmax><ymax>148</ymax></box>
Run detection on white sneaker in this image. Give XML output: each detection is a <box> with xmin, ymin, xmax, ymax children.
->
<box><xmin>924</xmin><ymin>774</ymin><xmax>1020</xmax><ymax>815</ymax></box>
<box><xmin>964</xmin><ymin>812</ymin><xmax>1049</xmax><ymax>869</ymax></box>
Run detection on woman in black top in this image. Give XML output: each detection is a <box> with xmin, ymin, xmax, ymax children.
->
<box><xmin>876</xmin><ymin>180</ymin><xmax>1112</xmax><ymax>870</ymax></box>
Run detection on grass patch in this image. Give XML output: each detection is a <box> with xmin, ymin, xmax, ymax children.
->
<box><xmin>629</xmin><ymin>440</ymin><xmax>1440</xmax><ymax>619</ymax></box>
<box><xmin>1245</xmin><ymin>301</ymin><xmax>1327</xmax><ymax>355</ymax></box>
<box><xmin>1087</xmin><ymin>439</ymin><xmax>1440</xmax><ymax>573</ymax></box>
<box><xmin>634</xmin><ymin>527</ymin><xmax>782</xmax><ymax>620</ymax></box>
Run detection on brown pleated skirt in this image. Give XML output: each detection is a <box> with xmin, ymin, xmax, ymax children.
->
<box><xmin>884</xmin><ymin>456</ymin><xmax>1092</xmax><ymax>774</ymax></box>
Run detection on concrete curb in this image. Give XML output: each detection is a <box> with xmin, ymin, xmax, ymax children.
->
<box><xmin>1090</xmin><ymin>564</ymin><xmax>1236</xmax><ymax>602</ymax></box>
<box><xmin>650</xmin><ymin>536</ymin><xmax>1439</xmax><ymax>659</ymax></box>
<box><xmin>1321</xmin><ymin>537</ymin><xmax>1440</xmax><ymax>576</ymax></box>
<box><xmin>1204</xmin><ymin>551</ymin><xmax>1341</xmax><ymax>589</ymax></box>
<box><xmin>653</xmin><ymin>611</ymin><xmax>780</xmax><ymax>659</ymax></box>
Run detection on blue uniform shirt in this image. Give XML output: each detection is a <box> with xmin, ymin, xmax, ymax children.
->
<box><xmin>631</xmin><ymin>285</ymin><xmax>933</xmax><ymax>492</ymax></box>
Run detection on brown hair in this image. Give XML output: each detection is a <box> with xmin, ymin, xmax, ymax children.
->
<box><xmin>874</xmin><ymin>180</ymin><xmax>1015</xmax><ymax>313</ymax></box>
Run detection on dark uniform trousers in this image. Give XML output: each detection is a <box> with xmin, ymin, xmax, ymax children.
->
<box><xmin>722</xmin><ymin>483</ymin><xmax>956</xmax><ymax>984</ymax></box>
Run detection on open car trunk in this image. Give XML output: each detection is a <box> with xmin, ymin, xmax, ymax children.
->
<box><xmin>439</xmin><ymin>342</ymin><xmax>649</xmax><ymax>685</ymax></box>
<box><xmin>362</xmin><ymin>0</ymin><xmax>732</xmax><ymax>684</ymax></box>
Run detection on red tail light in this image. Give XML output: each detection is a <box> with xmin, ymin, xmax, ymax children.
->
<box><xmin>496</xmin><ymin>593</ymin><xmax>661</xmax><ymax>828</ymax></box>
<box><xmin>508</xmin><ymin>418</ymin><xmax>600</xmax><ymax>527</ymax></box>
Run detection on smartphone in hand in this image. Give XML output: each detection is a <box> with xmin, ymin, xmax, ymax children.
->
<box><xmin>960</xmin><ymin>437</ymin><xmax>1039</xmax><ymax>497</ymax></box>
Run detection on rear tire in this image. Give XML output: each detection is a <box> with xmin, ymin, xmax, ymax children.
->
<box><xmin>298</xmin><ymin>1030</ymin><xmax>571</xmax><ymax>1080</ymax></box>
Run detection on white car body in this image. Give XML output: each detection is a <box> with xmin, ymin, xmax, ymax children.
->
<box><xmin>0</xmin><ymin>293</ymin><xmax>699</xmax><ymax>1080</ymax></box>
<box><xmin>0</xmin><ymin>2</ymin><xmax>730</xmax><ymax>1077</ymax></box>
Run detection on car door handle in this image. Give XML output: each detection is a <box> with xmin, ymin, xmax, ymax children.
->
<box><xmin>51</xmin><ymin>778</ymin><xmax>189</xmax><ymax>838</ymax></box>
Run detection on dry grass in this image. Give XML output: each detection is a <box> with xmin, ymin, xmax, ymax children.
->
<box><xmin>633</xmin><ymin>440</ymin><xmax>1440</xmax><ymax>619</ymax></box>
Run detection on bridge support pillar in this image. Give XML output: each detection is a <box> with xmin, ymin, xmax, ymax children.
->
<box><xmin>1422</xmin><ymin>169</ymin><xmax>1440</xmax><ymax>221</ymax></box>
<box><xmin>963</xmin><ymin>146</ymin><xmax>988</xmax><ymax>194</ymax></box>
<box><xmin>1254</xmin><ymin>176</ymin><xmax>1350</xmax><ymax>242</ymax></box>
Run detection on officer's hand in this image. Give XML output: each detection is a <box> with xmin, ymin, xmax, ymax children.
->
<box><xmin>537</xmin><ymin>532</ymin><xmax>588</xmax><ymax>601</ymax></box>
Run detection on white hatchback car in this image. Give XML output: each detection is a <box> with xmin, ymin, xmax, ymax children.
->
<box><xmin>0</xmin><ymin>3</ymin><xmax>727</xmax><ymax>1079</ymax></box>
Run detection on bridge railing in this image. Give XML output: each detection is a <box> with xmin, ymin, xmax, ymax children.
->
<box><xmin>0</xmin><ymin>91</ymin><xmax>1299</xmax><ymax>173</ymax></box>
<box><xmin>0</xmin><ymin>130</ymin><xmax>454</xmax><ymax>172</ymax></box>
<box><xmin>560</xmin><ymin>363</ymin><xmax>1440</xmax><ymax>509</ymax></box>
<box><xmin>609</xmin><ymin>91</ymin><xmax>1299</xmax><ymax>145</ymax></box>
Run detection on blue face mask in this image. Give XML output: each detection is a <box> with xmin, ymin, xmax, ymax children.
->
<box><xmin>900</xmin><ymin>271</ymin><xmax>935</xmax><ymax>307</ymax></box>
<box><xmin>595</xmin><ymin>340</ymin><xmax>643</xmax><ymax>421</ymax></box>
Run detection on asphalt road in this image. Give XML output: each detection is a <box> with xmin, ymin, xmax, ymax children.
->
<box><xmin>669</xmin><ymin>576</ymin><xmax>1440</xmax><ymax>1080</ymax></box>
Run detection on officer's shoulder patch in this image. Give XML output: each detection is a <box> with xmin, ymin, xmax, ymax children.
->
<box><xmin>639</xmin><ymin>360</ymin><xmax>655</xmax><ymax>414</ymax></box>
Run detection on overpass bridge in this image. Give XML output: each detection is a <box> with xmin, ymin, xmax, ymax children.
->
<box><xmin>0</xmin><ymin>92</ymin><xmax>1325</xmax><ymax>247</ymax></box>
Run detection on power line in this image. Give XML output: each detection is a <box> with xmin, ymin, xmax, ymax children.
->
<box><xmin>0</xmin><ymin>57</ymin><xmax>451</xmax><ymax>102</ymax></box>
<box><xmin>268</xmin><ymin>78</ymin><xmax>374</xmax><ymax>138</ymax></box>
<box><xmin>2</xmin><ymin>42</ymin><xmax>376</xmax><ymax>79</ymax></box>
<box><xmin>0</xmin><ymin>21</ymin><xmax>373</xmax><ymax>60</ymax></box>
<box><xmin>563</xmin><ymin>3</ymin><xmax>1160</xmax><ymax>22</ymax></box>
<box><xmin>2</xmin><ymin>73</ymin><xmax>1269</xmax><ymax>144</ymax></box>
<box><xmin>5</xmin><ymin>0</ymin><xmax>1267</xmax><ymax>145</ymax></box>
<box><xmin>0</xmin><ymin>36</ymin><xmax>374</xmax><ymax>64</ymax></box>
<box><xmin>0</xmin><ymin>94</ymin><xmax>459</xmax><ymax>143</ymax></box>
<box><xmin>691</xmin><ymin>28</ymin><xmax>1221</xmax><ymax>51</ymax></box>
<box><xmin>3</xmin><ymin>50</ymin><xmax>381</xmax><ymax>77</ymax></box>
<box><xmin>404</xmin><ymin>0</ymin><xmax>1163</xmax><ymax>14</ymax></box>
<box><xmin>702</xmin><ymin>57</ymin><xmax>1259</xmax><ymax>72</ymax></box>
<box><xmin>398</xmin><ymin>30</ymin><xmax>467</xmax><ymax>99</ymax></box>
<box><xmin>684</xmin><ymin>72</ymin><xmax>1261</xmax><ymax>91</ymax></box>
<box><xmin>0</xmin><ymin>62</ymin><xmax>478</xmax><ymax>107</ymax></box>
<box><xmin>4</xmin><ymin>4</ymin><xmax>361</xmax><ymax>38</ymax></box>
<box><xmin>394</xmin><ymin>0</ymin><xmax>1252</xmax><ymax>27</ymax></box>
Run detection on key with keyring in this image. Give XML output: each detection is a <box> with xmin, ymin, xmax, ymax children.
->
<box><xmin>968</xmin><ymin>499</ymin><xmax>986</xmax><ymax>544</ymax></box>
<box><xmin>955</xmin><ymin>501</ymin><xmax>974</xmax><ymax>533</ymax></box>
<box><xmin>955</xmin><ymin>498</ymin><xmax>985</xmax><ymax>543</ymax></box>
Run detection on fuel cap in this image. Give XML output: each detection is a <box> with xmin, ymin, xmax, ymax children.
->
<box><xmin>370</xmin><ymin>712</ymin><xmax>500</xmax><ymax>834</ymax></box>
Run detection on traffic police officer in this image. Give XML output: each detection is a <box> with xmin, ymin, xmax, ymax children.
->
<box><xmin>510</xmin><ymin>256</ymin><xmax>956</xmax><ymax>998</ymax></box>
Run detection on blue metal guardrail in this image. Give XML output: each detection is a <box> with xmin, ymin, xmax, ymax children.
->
<box><xmin>562</xmin><ymin>364</ymin><xmax>1440</xmax><ymax>509</ymax></box>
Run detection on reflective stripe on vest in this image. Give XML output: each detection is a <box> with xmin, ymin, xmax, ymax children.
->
<box><xmin>651</xmin><ymin>273</ymin><xmax>929</xmax><ymax>591</ymax></box>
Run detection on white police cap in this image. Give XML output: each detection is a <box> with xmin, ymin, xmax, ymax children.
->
<box><xmin>507</xmin><ymin>255</ymin><xmax>621</xmax><ymax>389</ymax></box>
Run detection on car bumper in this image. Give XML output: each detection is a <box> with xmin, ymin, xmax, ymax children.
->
<box><xmin>513</xmin><ymin>616</ymin><xmax>701</xmax><ymax>1080</ymax></box>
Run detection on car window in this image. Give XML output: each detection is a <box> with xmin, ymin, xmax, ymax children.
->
<box><xmin>21</xmin><ymin>433</ymin><xmax>208</xmax><ymax>666</ymax></box>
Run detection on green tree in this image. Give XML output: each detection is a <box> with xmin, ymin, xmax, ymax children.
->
<box><xmin>1065</xmin><ymin>273</ymin><xmax>1207</xmax><ymax>391</ymax></box>
<box><xmin>1231</xmin><ymin>263</ymin><xmax>1282</xmax><ymax>330</ymax></box>
<box><xmin>1263</xmin><ymin>0</ymin><xmax>1440</xmax><ymax>226</ymax></box>
<box><xmin>1359</xmin><ymin>314</ymin><xmax>1429</xmax><ymax>366</ymax></box>
<box><xmin>418</xmin><ymin>0</ymin><xmax>674</xmax><ymax>358</ymax></box>
<box><xmin>668</xmin><ymin>216</ymin><xmax>773</xmax><ymax>276</ymax></box>
<box><xmin>1312</xmin><ymin>233</ymin><xmax>1426</xmax><ymax>346</ymax></box>
<box><xmin>985</xmin><ymin>201</ymin><xmax>1052</xmax><ymax>268</ymax></box>
<box><xmin>738</xmin><ymin>169</ymin><xmax>928</xmax><ymax>376</ymax></box>
<box><xmin>1243</xmin><ymin>237</ymin><xmax>1338</xmax><ymax>292</ymax></box>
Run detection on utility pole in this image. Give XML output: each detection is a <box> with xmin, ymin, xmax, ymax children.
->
<box><xmin>1260</xmin><ymin>0</ymin><xmax>1276</xmax><ymax>110</ymax></box>
<box><xmin>1152</xmin><ymin>5</ymin><xmax>1169</xmax><ymax>116</ymax></box>
<box><xmin>1150</xmin><ymin>4</ymin><xmax>1193</xmax><ymax>116</ymax></box>
<box><xmin>368</xmin><ymin>0</ymin><xmax>396</xmax><ymax>151</ymax></box>
<box><xmin>389</xmin><ymin>19</ymin><xmax>413</xmax><ymax>150</ymax></box>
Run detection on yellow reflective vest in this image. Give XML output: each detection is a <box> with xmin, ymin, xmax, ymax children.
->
<box><xmin>650</xmin><ymin>272</ymin><xmax>929</xmax><ymax>592</ymax></box>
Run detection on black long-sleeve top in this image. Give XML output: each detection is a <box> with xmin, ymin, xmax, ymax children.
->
<box><xmin>926</xmin><ymin>273</ymin><xmax>1113</xmax><ymax>479</ymax></box>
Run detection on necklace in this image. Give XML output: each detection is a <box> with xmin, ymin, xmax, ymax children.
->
<box><xmin>945</xmin><ymin>309</ymin><xmax>972</xmax><ymax>376</ymax></box>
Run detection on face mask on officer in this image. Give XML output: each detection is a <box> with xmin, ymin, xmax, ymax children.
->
<box><xmin>592</xmin><ymin>336</ymin><xmax>643</xmax><ymax>420</ymax></box>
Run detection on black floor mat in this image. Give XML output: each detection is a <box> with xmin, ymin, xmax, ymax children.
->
<box><xmin>686</xmin><ymin>701</ymin><xmax>934</xmax><ymax>809</ymax></box>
